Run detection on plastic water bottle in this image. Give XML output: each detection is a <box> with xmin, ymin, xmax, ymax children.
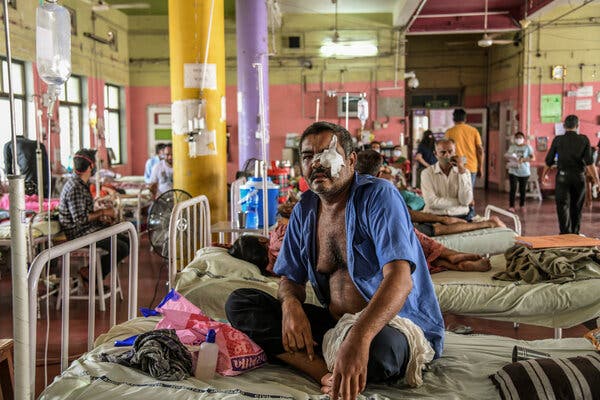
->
<box><xmin>357</xmin><ymin>96</ymin><xmax>369</xmax><ymax>127</ymax></box>
<box><xmin>195</xmin><ymin>329</ymin><xmax>219</xmax><ymax>381</ymax></box>
<box><xmin>36</xmin><ymin>0</ymin><xmax>72</xmax><ymax>86</ymax></box>
<box><xmin>245</xmin><ymin>195</ymin><xmax>259</xmax><ymax>229</ymax></box>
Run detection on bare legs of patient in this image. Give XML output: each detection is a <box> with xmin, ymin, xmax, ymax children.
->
<box><xmin>433</xmin><ymin>216</ymin><xmax>505</xmax><ymax>236</ymax></box>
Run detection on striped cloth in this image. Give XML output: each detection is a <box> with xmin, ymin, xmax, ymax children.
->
<box><xmin>490</xmin><ymin>352</ymin><xmax>600</xmax><ymax>400</ymax></box>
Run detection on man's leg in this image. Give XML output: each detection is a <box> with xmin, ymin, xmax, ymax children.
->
<box><xmin>97</xmin><ymin>235</ymin><xmax>130</xmax><ymax>279</ymax></box>
<box><xmin>555</xmin><ymin>175</ymin><xmax>571</xmax><ymax>234</ymax></box>
<box><xmin>432</xmin><ymin>216</ymin><xmax>505</xmax><ymax>236</ymax></box>
<box><xmin>226</xmin><ymin>288</ymin><xmax>335</xmax><ymax>383</ymax></box>
<box><xmin>570</xmin><ymin>175</ymin><xmax>586</xmax><ymax>234</ymax></box>
<box><xmin>470</xmin><ymin>172</ymin><xmax>477</xmax><ymax>190</ymax></box>
<box><xmin>508</xmin><ymin>173</ymin><xmax>517</xmax><ymax>209</ymax></box>
<box><xmin>518</xmin><ymin>176</ymin><xmax>529</xmax><ymax>208</ymax></box>
<box><xmin>366</xmin><ymin>326</ymin><xmax>410</xmax><ymax>383</ymax></box>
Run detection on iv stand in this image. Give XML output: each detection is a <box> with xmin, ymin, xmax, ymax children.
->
<box><xmin>253</xmin><ymin>62</ymin><xmax>270</xmax><ymax>238</ymax></box>
<box><xmin>3</xmin><ymin>0</ymin><xmax>32</xmax><ymax>398</ymax></box>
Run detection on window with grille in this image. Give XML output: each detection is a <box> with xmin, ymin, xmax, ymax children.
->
<box><xmin>58</xmin><ymin>75</ymin><xmax>83</xmax><ymax>169</ymax></box>
<box><xmin>0</xmin><ymin>58</ymin><xmax>26</xmax><ymax>169</ymax></box>
<box><xmin>103</xmin><ymin>83</ymin><xmax>124</xmax><ymax>165</ymax></box>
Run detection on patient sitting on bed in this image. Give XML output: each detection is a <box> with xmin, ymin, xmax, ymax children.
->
<box><xmin>226</xmin><ymin>122</ymin><xmax>444</xmax><ymax>400</ymax></box>
<box><xmin>357</xmin><ymin>150</ymin><xmax>505</xmax><ymax>237</ymax></box>
<box><xmin>58</xmin><ymin>149</ymin><xmax>129</xmax><ymax>281</ymax></box>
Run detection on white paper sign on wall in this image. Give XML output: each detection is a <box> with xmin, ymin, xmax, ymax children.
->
<box><xmin>184</xmin><ymin>63</ymin><xmax>217</xmax><ymax>90</ymax></box>
<box><xmin>576</xmin><ymin>86</ymin><xmax>593</xmax><ymax>97</ymax></box>
<box><xmin>575</xmin><ymin>99</ymin><xmax>592</xmax><ymax>111</ymax></box>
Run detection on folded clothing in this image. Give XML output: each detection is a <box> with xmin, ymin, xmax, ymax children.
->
<box><xmin>495</xmin><ymin>245</ymin><xmax>600</xmax><ymax>283</ymax></box>
<box><xmin>101</xmin><ymin>329</ymin><xmax>193</xmax><ymax>381</ymax></box>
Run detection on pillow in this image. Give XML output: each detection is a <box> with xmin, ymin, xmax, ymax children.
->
<box><xmin>490</xmin><ymin>352</ymin><xmax>600</xmax><ymax>400</ymax></box>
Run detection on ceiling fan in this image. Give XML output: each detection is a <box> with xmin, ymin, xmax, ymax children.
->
<box><xmin>476</xmin><ymin>0</ymin><xmax>514</xmax><ymax>47</ymax></box>
<box><xmin>80</xmin><ymin>0</ymin><xmax>150</xmax><ymax>12</ymax></box>
<box><xmin>446</xmin><ymin>0</ymin><xmax>516</xmax><ymax>47</ymax></box>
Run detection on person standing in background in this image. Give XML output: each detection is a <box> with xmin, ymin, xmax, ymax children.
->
<box><xmin>445</xmin><ymin>109</ymin><xmax>484</xmax><ymax>189</ymax></box>
<box><xmin>542</xmin><ymin>115</ymin><xmax>600</xmax><ymax>234</ymax></box>
<box><xmin>144</xmin><ymin>143</ymin><xmax>166</xmax><ymax>184</ymax></box>
<box><xmin>414</xmin><ymin>130</ymin><xmax>437</xmax><ymax>188</ymax></box>
<box><xmin>505</xmin><ymin>132</ymin><xmax>535</xmax><ymax>213</ymax></box>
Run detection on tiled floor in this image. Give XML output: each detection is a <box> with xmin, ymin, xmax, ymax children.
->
<box><xmin>0</xmin><ymin>188</ymin><xmax>598</xmax><ymax>395</ymax></box>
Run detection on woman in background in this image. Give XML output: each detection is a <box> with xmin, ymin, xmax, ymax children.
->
<box><xmin>505</xmin><ymin>131</ymin><xmax>535</xmax><ymax>212</ymax></box>
<box><xmin>414</xmin><ymin>130</ymin><xmax>437</xmax><ymax>188</ymax></box>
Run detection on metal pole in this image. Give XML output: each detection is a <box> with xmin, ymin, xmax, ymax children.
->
<box><xmin>3</xmin><ymin>0</ymin><xmax>32</xmax><ymax>398</ymax></box>
<box><xmin>253</xmin><ymin>62</ymin><xmax>269</xmax><ymax>237</ymax></box>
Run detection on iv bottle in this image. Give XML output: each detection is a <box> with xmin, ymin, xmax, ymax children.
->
<box><xmin>36</xmin><ymin>0</ymin><xmax>72</xmax><ymax>85</ymax></box>
<box><xmin>195</xmin><ymin>329</ymin><xmax>219</xmax><ymax>381</ymax></box>
<box><xmin>245</xmin><ymin>195</ymin><xmax>259</xmax><ymax>229</ymax></box>
<box><xmin>357</xmin><ymin>95</ymin><xmax>369</xmax><ymax>128</ymax></box>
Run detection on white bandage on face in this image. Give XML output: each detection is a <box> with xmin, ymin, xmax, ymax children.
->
<box><xmin>312</xmin><ymin>135</ymin><xmax>345</xmax><ymax>178</ymax></box>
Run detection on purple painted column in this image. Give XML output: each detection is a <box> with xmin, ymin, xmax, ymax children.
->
<box><xmin>236</xmin><ymin>0</ymin><xmax>269</xmax><ymax>169</ymax></box>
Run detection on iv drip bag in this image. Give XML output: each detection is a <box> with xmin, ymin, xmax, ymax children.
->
<box><xmin>357</xmin><ymin>96</ymin><xmax>369</xmax><ymax>127</ymax></box>
<box><xmin>36</xmin><ymin>0</ymin><xmax>72</xmax><ymax>86</ymax></box>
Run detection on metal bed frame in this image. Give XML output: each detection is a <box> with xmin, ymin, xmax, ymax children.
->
<box><xmin>168</xmin><ymin>195</ymin><xmax>212</xmax><ymax>288</ymax></box>
<box><xmin>27</xmin><ymin>222</ymin><xmax>139</xmax><ymax>394</ymax></box>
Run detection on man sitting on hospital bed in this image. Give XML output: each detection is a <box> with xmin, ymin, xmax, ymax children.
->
<box><xmin>58</xmin><ymin>149</ymin><xmax>129</xmax><ymax>281</ymax></box>
<box><xmin>356</xmin><ymin>150</ymin><xmax>490</xmax><ymax>273</ymax></box>
<box><xmin>226</xmin><ymin>122</ymin><xmax>444</xmax><ymax>400</ymax></box>
<box><xmin>356</xmin><ymin>150</ymin><xmax>504</xmax><ymax>238</ymax></box>
<box><xmin>420</xmin><ymin>139</ymin><xmax>473</xmax><ymax>221</ymax></box>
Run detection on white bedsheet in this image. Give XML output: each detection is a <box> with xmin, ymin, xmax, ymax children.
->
<box><xmin>38</xmin><ymin>247</ymin><xmax>600</xmax><ymax>399</ymax></box>
<box><xmin>433</xmin><ymin>254</ymin><xmax>600</xmax><ymax>328</ymax></box>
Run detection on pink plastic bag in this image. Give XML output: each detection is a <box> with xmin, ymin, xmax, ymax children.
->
<box><xmin>155</xmin><ymin>290</ymin><xmax>266</xmax><ymax>376</ymax></box>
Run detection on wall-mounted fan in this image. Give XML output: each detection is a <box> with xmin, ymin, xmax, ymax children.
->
<box><xmin>147</xmin><ymin>189</ymin><xmax>192</xmax><ymax>259</ymax></box>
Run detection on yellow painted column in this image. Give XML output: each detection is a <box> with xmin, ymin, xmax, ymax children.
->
<box><xmin>168</xmin><ymin>0</ymin><xmax>227</xmax><ymax>223</ymax></box>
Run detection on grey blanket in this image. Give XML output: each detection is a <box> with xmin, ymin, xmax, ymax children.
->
<box><xmin>494</xmin><ymin>245</ymin><xmax>600</xmax><ymax>283</ymax></box>
<box><xmin>101</xmin><ymin>329</ymin><xmax>193</xmax><ymax>381</ymax></box>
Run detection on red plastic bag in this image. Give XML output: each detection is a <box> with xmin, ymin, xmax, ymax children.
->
<box><xmin>155</xmin><ymin>290</ymin><xmax>266</xmax><ymax>376</ymax></box>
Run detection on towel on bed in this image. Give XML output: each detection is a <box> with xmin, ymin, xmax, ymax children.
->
<box><xmin>322</xmin><ymin>311</ymin><xmax>435</xmax><ymax>387</ymax></box>
<box><xmin>101</xmin><ymin>329</ymin><xmax>193</xmax><ymax>381</ymax></box>
<box><xmin>494</xmin><ymin>245</ymin><xmax>600</xmax><ymax>283</ymax></box>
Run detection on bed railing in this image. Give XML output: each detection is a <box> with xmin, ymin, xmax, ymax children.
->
<box><xmin>27</xmin><ymin>221</ymin><xmax>139</xmax><ymax>395</ymax></box>
<box><xmin>484</xmin><ymin>204</ymin><xmax>522</xmax><ymax>235</ymax></box>
<box><xmin>168</xmin><ymin>195</ymin><xmax>211</xmax><ymax>287</ymax></box>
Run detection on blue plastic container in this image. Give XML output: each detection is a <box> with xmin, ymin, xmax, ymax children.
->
<box><xmin>240</xmin><ymin>177</ymin><xmax>279</xmax><ymax>228</ymax></box>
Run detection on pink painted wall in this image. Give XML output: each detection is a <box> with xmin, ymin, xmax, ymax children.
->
<box><xmin>127</xmin><ymin>86</ymin><xmax>172</xmax><ymax>175</ymax></box>
<box><xmin>127</xmin><ymin>81</ymin><xmax>407</xmax><ymax>182</ymax></box>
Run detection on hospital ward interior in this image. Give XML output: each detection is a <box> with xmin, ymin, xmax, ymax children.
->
<box><xmin>2</xmin><ymin>0</ymin><xmax>600</xmax><ymax>399</ymax></box>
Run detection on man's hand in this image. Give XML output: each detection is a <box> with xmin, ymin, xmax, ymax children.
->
<box><xmin>477</xmin><ymin>167</ymin><xmax>483</xmax><ymax>178</ymax></box>
<box><xmin>99</xmin><ymin>207</ymin><xmax>116</xmax><ymax>224</ymax></box>
<box><xmin>281</xmin><ymin>298</ymin><xmax>315</xmax><ymax>360</ymax></box>
<box><xmin>331</xmin><ymin>333</ymin><xmax>369</xmax><ymax>400</ymax></box>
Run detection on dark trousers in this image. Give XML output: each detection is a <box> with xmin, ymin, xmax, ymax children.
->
<box><xmin>555</xmin><ymin>171</ymin><xmax>586</xmax><ymax>234</ymax></box>
<box><xmin>509</xmin><ymin>174</ymin><xmax>529</xmax><ymax>207</ymax></box>
<box><xmin>225</xmin><ymin>288</ymin><xmax>410</xmax><ymax>383</ymax></box>
<box><xmin>96</xmin><ymin>233</ymin><xmax>130</xmax><ymax>278</ymax></box>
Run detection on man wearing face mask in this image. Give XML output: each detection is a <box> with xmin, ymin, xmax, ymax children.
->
<box><xmin>505</xmin><ymin>132</ymin><xmax>535</xmax><ymax>212</ymax></box>
<box><xmin>58</xmin><ymin>148</ymin><xmax>129</xmax><ymax>279</ymax></box>
<box><xmin>542</xmin><ymin>115</ymin><xmax>600</xmax><ymax>234</ymax></box>
<box><xmin>420</xmin><ymin>139</ymin><xmax>473</xmax><ymax>219</ymax></box>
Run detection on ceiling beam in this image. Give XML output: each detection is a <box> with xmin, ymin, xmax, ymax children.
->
<box><xmin>417</xmin><ymin>11</ymin><xmax>510</xmax><ymax>18</ymax></box>
<box><xmin>392</xmin><ymin>0</ymin><xmax>423</xmax><ymax>28</ymax></box>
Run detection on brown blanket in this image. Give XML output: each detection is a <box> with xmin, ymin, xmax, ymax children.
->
<box><xmin>494</xmin><ymin>245</ymin><xmax>600</xmax><ymax>283</ymax></box>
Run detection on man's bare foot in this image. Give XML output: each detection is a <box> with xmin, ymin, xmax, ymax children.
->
<box><xmin>446</xmin><ymin>252</ymin><xmax>482</xmax><ymax>264</ymax></box>
<box><xmin>320</xmin><ymin>373</ymin><xmax>333</xmax><ymax>395</ymax></box>
<box><xmin>458</xmin><ymin>258</ymin><xmax>491</xmax><ymax>272</ymax></box>
<box><xmin>489</xmin><ymin>216</ymin><xmax>506</xmax><ymax>228</ymax></box>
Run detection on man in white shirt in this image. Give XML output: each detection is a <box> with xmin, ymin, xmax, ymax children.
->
<box><xmin>149</xmin><ymin>144</ymin><xmax>173</xmax><ymax>197</ymax></box>
<box><xmin>420</xmin><ymin>139</ymin><xmax>473</xmax><ymax>219</ymax></box>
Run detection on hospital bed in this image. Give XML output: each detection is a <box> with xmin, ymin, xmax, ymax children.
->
<box><xmin>36</xmin><ymin>237</ymin><xmax>598</xmax><ymax>399</ymax></box>
<box><xmin>433</xmin><ymin>205</ymin><xmax>520</xmax><ymax>255</ymax></box>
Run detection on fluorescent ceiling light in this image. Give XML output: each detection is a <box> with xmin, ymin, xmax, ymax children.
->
<box><xmin>320</xmin><ymin>40</ymin><xmax>378</xmax><ymax>58</ymax></box>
